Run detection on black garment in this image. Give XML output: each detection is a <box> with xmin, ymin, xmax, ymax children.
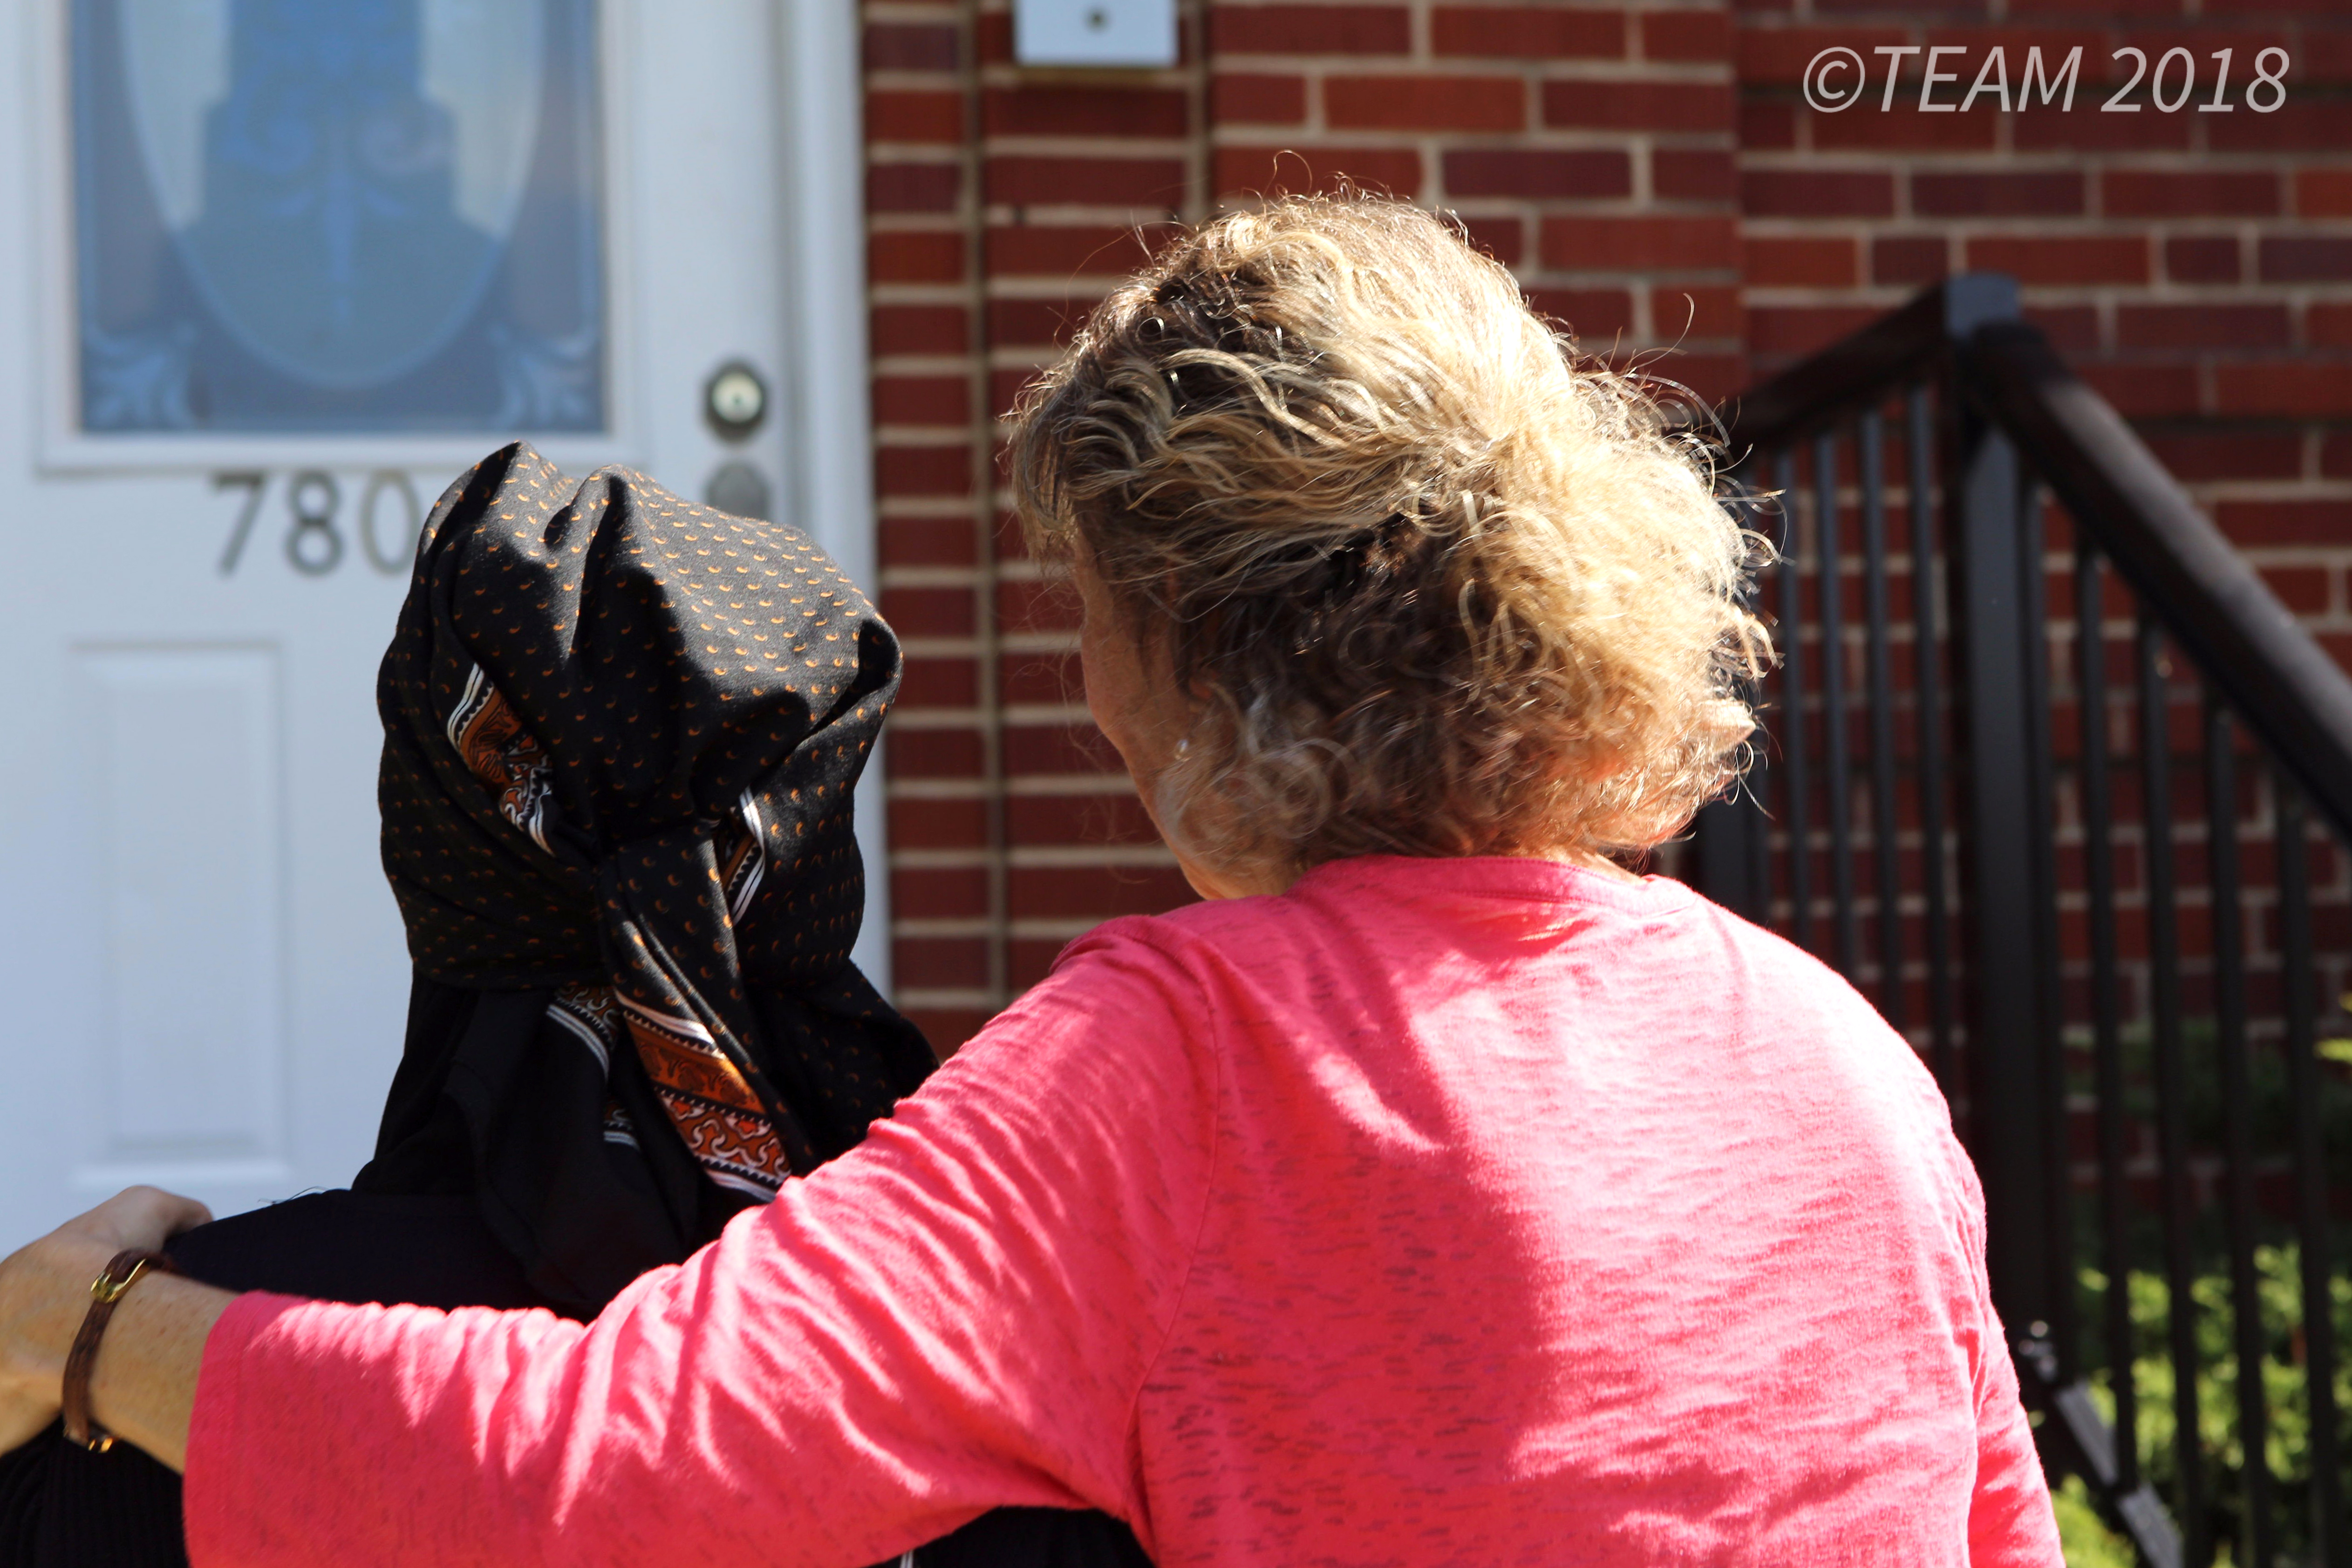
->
<box><xmin>924</xmin><ymin>1512</ymin><xmax>1155</xmax><ymax>1568</ymax></box>
<box><xmin>0</xmin><ymin>447</ymin><xmax>1147</xmax><ymax>1568</ymax></box>
<box><xmin>0</xmin><ymin>1191</ymin><xmax>550</xmax><ymax>1568</ymax></box>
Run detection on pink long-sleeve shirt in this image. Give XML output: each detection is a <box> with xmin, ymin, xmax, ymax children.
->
<box><xmin>185</xmin><ymin>856</ymin><xmax>2061</xmax><ymax>1566</ymax></box>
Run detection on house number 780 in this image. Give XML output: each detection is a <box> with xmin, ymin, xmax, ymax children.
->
<box><xmin>214</xmin><ymin>470</ymin><xmax>425</xmax><ymax>578</ymax></box>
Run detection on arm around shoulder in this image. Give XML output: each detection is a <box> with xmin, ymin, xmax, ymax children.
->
<box><xmin>184</xmin><ymin>927</ymin><xmax>1223</xmax><ymax>1568</ymax></box>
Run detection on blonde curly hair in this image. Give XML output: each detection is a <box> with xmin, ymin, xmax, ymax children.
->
<box><xmin>1008</xmin><ymin>194</ymin><xmax>1768</xmax><ymax>879</ymax></box>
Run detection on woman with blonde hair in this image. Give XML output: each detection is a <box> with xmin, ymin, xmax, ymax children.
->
<box><xmin>0</xmin><ymin>195</ymin><xmax>2061</xmax><ymax>1564</ymax></box>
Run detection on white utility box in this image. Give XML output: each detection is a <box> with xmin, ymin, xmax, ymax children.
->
<box><xmin>1014</xmin><ymin>0</ymin><xmax>1177</xmax><ymax>68</ymax></box>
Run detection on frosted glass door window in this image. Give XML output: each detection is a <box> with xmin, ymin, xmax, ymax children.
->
<box><xmin>71</xmin><ymin>0</ymin><xmax>606</xmax><ymax>434</ymax></box>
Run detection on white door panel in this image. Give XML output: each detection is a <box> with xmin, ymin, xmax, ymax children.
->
<box><xmin>82</xmin><ymin>643</ymin><xmax>287</xmax><ymax>1173</ymax></box>
<box><xmin>0</xmin><ymin>0</ymin><xmax>881</xmax><ymax>1248</ymax></box>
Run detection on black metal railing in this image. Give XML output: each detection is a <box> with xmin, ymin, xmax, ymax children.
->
<box><xmin>1691</xmin><ymin>276</ymin><xmax>2352</xmax><ymax>1566</ymax></box>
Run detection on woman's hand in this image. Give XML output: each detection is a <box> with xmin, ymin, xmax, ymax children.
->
<box><xmin>48</xmin><ymin>1186</ymin><xmax>212</xmax><ymax>1257</ymax></box>
<box><xmin>0</xmin><ymin>1187</ymin><xmax>211</xmax><ymax>1453</ymax></box>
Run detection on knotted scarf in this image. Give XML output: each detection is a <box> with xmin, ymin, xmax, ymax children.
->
<box><xmin>360</xmin><ymin>440</ymin><xmax>936</xmax><ymax>1309</ymax></box>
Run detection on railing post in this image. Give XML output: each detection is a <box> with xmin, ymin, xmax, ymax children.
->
<box><xmin>1692</xmin><ymin>493</ymin><xmax>1779</xmax><ymax>928</ymax></box>
<box><xmin>1940</xmin><ymin>275</ymin><xmax>2054</xmax><ymax>1344</ymax></box>
<box><xmin>1692</xmin><ymin>789</ymin><xmax>1767</xmax><ymax>924</ymax></box>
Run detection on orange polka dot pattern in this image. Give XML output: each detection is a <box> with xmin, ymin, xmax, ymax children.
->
<box><xmin>377</xmin><ymin>442</ymin><xmax>936</xmax><ymax>1219</ymax></box>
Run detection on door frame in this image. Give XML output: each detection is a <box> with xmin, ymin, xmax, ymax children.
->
<box><xmin>773</xmin><ymin>0</ymin><xmax>891</xmax><ymax>990</ymax></box>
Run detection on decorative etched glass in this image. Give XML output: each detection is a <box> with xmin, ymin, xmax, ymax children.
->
<box><xmin>71</xmin><ymin>0</ymin><xmax>605</xmax><ymax>434</ymax></box>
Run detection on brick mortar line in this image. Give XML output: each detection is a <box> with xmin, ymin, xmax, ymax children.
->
<box><xmin>999</xmin><ymin>710</ymin><xmax>1098</xmax><ymax>727</ymax></box>
<box><xmin>972</xmin><ymin>133</ymin><xmax>1198</xmax><ymax>152</ymax></box>
<box><xmin>872</xmin><ymin>432</ymin><xmax>987</xmax><ymax>448</ymax></box>
<box><xmin>894</xmin><ymin>850</ymin><xmax>1001</xmax><ymax>869</ymax></box>
<box><xmin>994</xmin><ymin>778</ymin><xmax>1137</xmax><ymax>795</ymax></box>
<box><xmin>965</xmin><ymin>211</ymin><xmax>1203</xmax><ymax>222</ymax></box>
<box><xmin>889</xmin><ymin>712</ymin><xmax>1010</xmax><ymax>729</ymax></box>
<box><xmin>883</xmin><ymin>565</ymin><xmax>1003</xmax><ymax>586</ymax></box>
<box><xmin>1007</xmin><ymin>846</ymin><xmax>1185</xmax><ymax>866</ymax></box>
<box><xmin>899</xmin><ymin>989</ymin><xmax>1002</xmax><ymax>1008</ymax></box>
<box><xmin>893</xmin><ymin>926</ymin><xmax>999</xmax><ymax>944</ymax></box>
<box><xmin>890</xmin><ymin>780</ymin><xmax>1006</xmax><ymax>798</ymax></box>
<box><xmin>897</xmin><ymin>639</ymin><xmax>993</xmax><ymax>657</ymax></box>
<box><xmin>1007</xmin><ymin>920</ymin><xmax>1146</xmax><ymax>941</ymax></box>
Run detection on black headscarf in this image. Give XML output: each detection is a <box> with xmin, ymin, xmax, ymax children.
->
<box><xmin>353</xmin><ymin>440</ymin><xmax>936</xmax><ymax>1310</ymax></box>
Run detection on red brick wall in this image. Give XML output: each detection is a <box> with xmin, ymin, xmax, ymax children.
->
<box><xmin>1732</xmin><ymin>0</ymin><xmax>2352</xmax><ymax>1074</ymax></box>
<box><xmin>1734</xmin><ymin>0</ymin><xmax>2352</xmax><ymax>658</ymax></box>
<box><xmin>866</xmin><ymin>0</ymin><xmax>1207</xmax><ymax>1048</ymax></box>
<box><xmin>863</xmin><ymin>0</ymin><xmax>2352</xmax><ymax>1049</ymax></box>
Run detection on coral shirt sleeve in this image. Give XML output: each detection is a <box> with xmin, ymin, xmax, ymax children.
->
<box><xmin>182</xmin><ymin>926</ymin><xmax>1219</xmax><ymax>1568</ymax></box>
<box><xmin>1967</xmin><ymin>1341</ymin><xmax>2066</xmax><ymax>1566</ymax></box>
<box><xmin>1958</xmin><ymin>1166</ymin><xmax>2067</xmax><ymax>1565</ymax></box>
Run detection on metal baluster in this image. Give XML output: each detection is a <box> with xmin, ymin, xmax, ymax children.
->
<box><xmin>2077</xmin><ymin>544</ymin><xmax>2140</xmax><ymax>1493</ymax></box>
<box><xmin>1696</xmin><ymin>481</ymin><xmax>1779</xmax><ymax>925</ymax></box>
<box><xmin>1745</xmin><ymin>750</ymin><xmax>1774</xmax><ymax>927</ymax></box>
<box><xmin>1860</xmin><ymin>409</ymin><xmax>1907</xmax><ymax>1033</ymax></box>
<box><xmin>2019</xmin><ymin>480</ymin><xmax>2076</xmax><ymax>1374</ymax></box>
<box><xmin>1907</xmin><ymin>386</ymin><xmax>1958</xmax><ymax>1099</ymax></box>
<box><xmin>2202</xmin><ymin>694</ymin><xmax>2273</xmax><ymax>1560</ymax></box>
<box><xmin>1816</xmin><ymin>432</ymin><xmax>1859</xmax><ymax>979</ymax></box>
<box><xmin>2139</xmin><ymin>614</ymin><xmax>2207</xmax><ymax>1561</ymax></box>
<box><xmin>2276</xmin><ymin>779</ymin><xmax>2347</xmax><ymax>1565</ymax></box>
<box><xmin>1778</xmin><ymin>450</ymin><xmax>1810</xmax><ymax>951</ymax></box>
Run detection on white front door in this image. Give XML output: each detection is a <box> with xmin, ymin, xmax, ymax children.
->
<box><xmin>0</xmin><ymin>0</ymin><xmax>879</xmax><ymax>1248</ymax></box>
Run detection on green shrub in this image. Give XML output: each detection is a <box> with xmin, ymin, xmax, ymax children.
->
<box><xmin>2056</xmin><ymin>1474</ymin><xmax>2135</xmax><ymax>1566</ymax></box>
<box><xmin>2052</xmin><ymin>1009</ymin><xmax>2352</xmax><ymax>1562</ymax></box>
<box><xmin>2072</xmin><ymin>1247</ymin><xmax>2352</xmax><ymax>1565</ymax></box>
